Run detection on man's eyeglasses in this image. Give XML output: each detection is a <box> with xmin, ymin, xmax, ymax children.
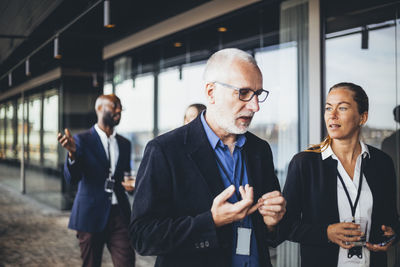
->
<box><xmin>212</xmin><ymin>81</ymin><xmax>270</xmax><ymax>103</ymax></box>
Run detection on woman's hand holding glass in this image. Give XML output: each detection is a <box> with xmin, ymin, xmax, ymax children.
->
<box><xmin>327</xmin><ymin>222</ymin><xmax>364</xmax><ymax>249</ymax></box>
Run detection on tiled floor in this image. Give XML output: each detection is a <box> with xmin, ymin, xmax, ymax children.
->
<box><xmin>0</xmin><ymin>183</ymin><xmax>155</xmax><ymax>267</ymax></box>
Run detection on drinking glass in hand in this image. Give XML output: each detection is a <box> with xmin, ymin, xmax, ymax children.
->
<box><xmin>344</xmin><ymin>217</ymin><xmax>368</xmax><ymax>246</ymax></box>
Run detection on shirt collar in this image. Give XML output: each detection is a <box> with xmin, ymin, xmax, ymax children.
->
<box><xmin>94</xmin><ymin>124</ymin><xmax>116</xmax><ymax>140</ymax></box>
<box><xmin>200</xmin><ymin>111</ymin><xmax>246</xmax><ymax>149</ymax></box>
<box><xmin>321</xmin><ymin>140</ymin><xmax>370</xmax><ymax>160</ymax></box>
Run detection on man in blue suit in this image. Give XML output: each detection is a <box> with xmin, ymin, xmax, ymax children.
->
<box><xmin>130</xmin><ymin>48</ymin><xmax>286</xmax><ymax>267</ymax></box>
<box><xmin>58</xmin><ymin>94</ymin><xmax>135</xmax><ymax>267</ymax></box>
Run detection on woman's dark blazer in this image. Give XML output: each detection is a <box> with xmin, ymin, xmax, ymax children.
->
<box><xmin>280</xmin><ymin>145</ymin><xmax>400</xmax><ymax>267</ymax></box>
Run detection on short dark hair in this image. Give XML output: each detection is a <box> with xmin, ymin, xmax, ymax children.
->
<box><xmin>394</xmin><ymin>105</ymin><xmax>400</xmax><ymax>123</ymax></box>
<box><xmin>329</xmin><ymin>82</ymin><xmax>369</xmax><ymax>114</ymax></box>
<box><xmin>187</xmin><ymin>103</ymin><xmax>206</xmax><ymax>114</ymax></box>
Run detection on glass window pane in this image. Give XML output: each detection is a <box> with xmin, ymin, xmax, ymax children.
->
<box><xmin>43</xmin><ymin>91</ymin><xmax>59</xmax><ymax>168</ymax></box>
<box><xmin>17</xmin><ymin>99</ymin><xmax>28</xmax><ymax>160</ymax></box>
<box><xmin>0</xmin><ymin>106</ymin><xmax>5</xmax><ymax>158</ymax></box>
<box><xmin>28</xmin><ymin>96</ymin><xmax>41</xmax><ymax>164</ymax></box>
<box><xmin>5</xmin><ymin>102</ymin><xmax>15</xmax><ymax>159</ymax></box>
<box><xmin>254</xmin><ymin>45</ymin><xmax>299</xmax><ymax>186</ymax></box>
<box><xmin>326</xmin><ymin>25</ymin><xmax>397</xmax><ymax>149</ymax></box>
<box><xmin>115</xmin><ymin>74</ymin><xmax>154</xmax><ymax>170</ymax></box>
<box><xmin>158</xmin><ymin>62</ymin><xmax>207</xmax><ymax>133</ymax></box>
<box><xmin>104</xmin><ymin>83</ymin><xmax>113</xmax><ymax>94</ymax></box>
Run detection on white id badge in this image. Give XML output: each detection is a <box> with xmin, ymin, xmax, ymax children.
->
<box><xmin>236</xmin><ymin>227</ymin><xmax>251</xmax><ymax>255</ymax></box>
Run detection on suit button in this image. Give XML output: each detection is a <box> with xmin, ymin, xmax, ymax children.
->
<box><xmin>205</xmin><ymin>241</ymin><xmax>209</xmax><ymax>247</ymax></box>
<box><xmin>200</xmin><ymin>242</ymin><xmax>204</xmax><ymax>248</ymax></box>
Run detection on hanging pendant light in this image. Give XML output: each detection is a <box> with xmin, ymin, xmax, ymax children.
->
<box><xmin>54</xmin><ymin>36</ymin><xmax>62</xmax><ymax>59</ymax></box>
<box><xmin>25</xmin><ymin>59</ymin><xmax>31</xmax><ymax>76</ymax></box>
<box><xmin>8</xmin><ymin>73</ymin><xmax>12</xmax><ymax>87</ymax></box>
<box><xmin>104</xmin><ymin>0</ymin><xmax>115</xmax><ymax>28</ymax></box>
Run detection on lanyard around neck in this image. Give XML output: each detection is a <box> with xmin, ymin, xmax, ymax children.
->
<box><xmin>336</xmin><ymin>159</ymin><xmax>364</xmax><ymax>222</ymax></box>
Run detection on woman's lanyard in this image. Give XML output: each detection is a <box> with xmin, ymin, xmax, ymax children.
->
<box><xmin>214</xmin><ymin>152</ymin><xmax>245</xmax><ymax>200</ymax></box>
<box><xmin>336</xmin><ymin>160</ymin><xmax>364</xmax><ymax>223</ymax></box>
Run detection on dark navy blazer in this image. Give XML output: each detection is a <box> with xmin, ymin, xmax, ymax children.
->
<box><xmin>129</xmin><ymin>115</ymin><xmax>281</xmax><ymax>267</ymax></box>
<box><xmin>64</xmin><ymin>126</ymin><xmax>131</xmax><ymax>233</ymax></box>
<box><xmin>280</xmin><ymin>146</ymin><xmax>400</xmax><ymax>267</ymax></box>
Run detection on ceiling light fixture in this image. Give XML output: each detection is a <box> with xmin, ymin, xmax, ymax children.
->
<box><xmin>8</xmin><ymin>73</ymin><xmax>12</xmax><ymax>87</ymax></box>
<box><xmin>218</xmin><ymin>27</ymin><xmax>227</xmax><ymax>32</ymax></box>
<box><xmin>174</xmin><ymin>42</ymin><xmax>182</xmax><ymax>48</ymax></box>
<box><xmin>25</xmin><ymin>59</ymin><xmax>31</xmax><ymax>76</ymax></box>
<box><xmin>54</xmin><ymin>36</ymin><xmax>62</xmax><ymax>59</ymax></box>
<box><xmin>104</xmin><ymin>0</ymin><xmax>115</xmax><ymax>28</ymax></box>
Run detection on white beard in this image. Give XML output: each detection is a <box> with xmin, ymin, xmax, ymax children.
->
<box><xmin>210</xmin><ymin>104</ymin><xmax>253</xmax><ymax>135</ymax></box>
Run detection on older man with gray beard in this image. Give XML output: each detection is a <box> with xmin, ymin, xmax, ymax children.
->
<box><xmin>129</xmin><ymin>48</ymin><xmax>286</xmax><ymax>267</ymax></box>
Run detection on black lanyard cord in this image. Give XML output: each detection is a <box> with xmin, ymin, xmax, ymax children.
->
<box><xmin>337</xmin><ymin>159</ymin><xmax>364</xmax><ymax>222</ymax></box>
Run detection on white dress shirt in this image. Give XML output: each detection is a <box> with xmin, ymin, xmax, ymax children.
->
<box><xmin>322</xmin><ymin>141</ymin><xmax>373</xmax><ymax>267</ymax></box>
<box><xmin>95</xmin><ymin>124</ymin><xmax>119</xmax><ymax>205</ymax></box>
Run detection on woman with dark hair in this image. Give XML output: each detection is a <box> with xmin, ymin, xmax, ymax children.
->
<box><xmin>281</xmin><ymin>82</ymin><xmax>400</xmax><ymax>267</ymax></box>
<box><xmin>183</xmin><ymin>103</ymin><xmax>206</xmax><ymax>125</ymax></box>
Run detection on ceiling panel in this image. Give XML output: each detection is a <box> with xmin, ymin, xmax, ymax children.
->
<box><xmin>0</xmin><ymin>0</ymin><xmax>63</xmax><ymax>63</ymax></box>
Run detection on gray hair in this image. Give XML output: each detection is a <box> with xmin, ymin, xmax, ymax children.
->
<box><xmin>203</xmin><ymin>48</ymin><xmax>258</xmax><ymax>82</ymax></box>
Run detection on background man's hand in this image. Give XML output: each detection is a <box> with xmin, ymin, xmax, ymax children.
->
<box><xmin>257</xmin><ymin>191</ymin><xmax>286</xmax><ymax>231</ymax></box>
<box><xmin>121</xmin><ymin>180</ymin><xmax>135</xmax><ymax>192</ymax></box>
<box><xmin>57</xmin><ymin>128</ymin><xmax>76</xmax><ymax>160</ymax></box>
<box><xmin>211</xmin><ymin>184</ymin><xmax>260</xmax><ymax>227</ymax></box>
<box><xmin>327</xmin><ymin>222</ymin><xmax>363</xmax><ymax>249</ymax></box>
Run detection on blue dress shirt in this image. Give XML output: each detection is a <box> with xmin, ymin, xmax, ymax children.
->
<box><xmin>201</xmin><ymin>112</ymin><xmax>260</xmax><ymax>267</ymax></box>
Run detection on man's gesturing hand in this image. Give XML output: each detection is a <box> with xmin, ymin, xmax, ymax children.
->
<box><xmin>211</xmin><ymin>184</ymin><xmax>260</xmax><ymax>227</ymax></box>
<box><xmin>257</xmin><ymin>191</ymin><xmax>286</xmax><ymax>231</ymax></box>
<box><xmin>57</xmin><ymin>128</ymin><xmax>76</xmax><ymax>160</ymax></box>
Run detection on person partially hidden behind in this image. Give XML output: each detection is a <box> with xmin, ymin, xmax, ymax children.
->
<box><xmin>57</xmin><ymin>94</ymin><xmax>135</xmax><ymax>267</ymax></box>
<box><xmin>184</xmin><ymin>103</ymin><xmax>206</xmax><ymax>125</ymax></box>
<box><xmin>281</xmin><ymin>82</ymin><xmax>400</xmax><ymax>267</ymax></box>
<box><xmin>129</xmin><ymin>48</ymin><xmax>286</xmax><ymax>267</ymax></box>
<box><xmin>382</xmin><ymin>105</ymin><xmax>400</xmax><ymax>178</ymax></box>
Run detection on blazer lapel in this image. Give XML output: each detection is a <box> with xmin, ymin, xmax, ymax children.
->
<box><xmin>114</xmin><ymin>134</ymin><xmax>124</xmax><ymax>175</ymax></box>
<box><xmin>323</xmin><ymin>157</ymin><xmax>340</xmax><ymax>222</ymax></box>
<box><xmin>242</xmin><ymin>140</ymin><xmax>262</xmax><ymax>200</ymax></box>
<box><xmin>362</xmin><ymin>155</ymin><xmax>377</xmax><ymax>198</ymax></box>
<box><xmin>186</xmin><ymin>117</ymin><xmax>225</xmax><ymax>200</ymax></box>
<box><xmin>89</xmin><ymin>127</ymin><xmax>109</xmax><ymax>169</ymax></box>
<box><xmin>362</xmin><ymin>155</ymin><xmax>378</xmax><ymax>228</ymax></box>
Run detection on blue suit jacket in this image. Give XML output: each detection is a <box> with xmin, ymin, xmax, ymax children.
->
<box><xmin>64</xmin><ymin>126</ymin><xmax>132</xmax><ymax>233</ymax></box>
<box><xmin>130</xmin><ymin>115</ymin><xmax>281</xmax><ymax>267</ymax></box>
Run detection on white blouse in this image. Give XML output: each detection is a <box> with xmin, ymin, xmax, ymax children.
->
<box><xmin>322</xmin><ymin>141</ymin><xmax>373</xmax><ymax>267</ymax></box>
